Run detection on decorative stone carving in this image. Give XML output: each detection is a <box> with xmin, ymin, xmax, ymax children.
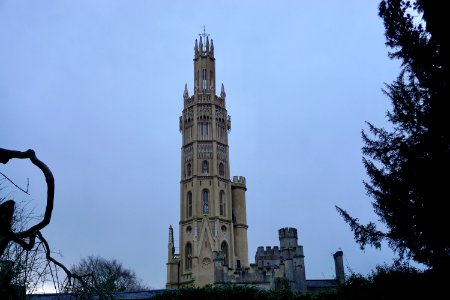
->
<box><xmin>198</xmin><ymin>143</ymin><xmax>212</xmax><ymax>159</ymax></box>
<box><xmin>184</xmin><ymin>145</ymin><xmax>193</xmax><ymax>162</ymax></box>
<box><xmin>201</xmin><ymin>257</ymin><xmax>212</xmax><ymax>269</ymax></box>
<box><xmin>217</xmin><ymin>144</ymin><xmax>227</xmax><ymax>162</ymax></box>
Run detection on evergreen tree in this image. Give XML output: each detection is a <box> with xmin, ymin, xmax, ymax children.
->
<box><xmin>337</xmin><ymin>0</ymin><xmax>449</xmax><ymax>271</ymax></box>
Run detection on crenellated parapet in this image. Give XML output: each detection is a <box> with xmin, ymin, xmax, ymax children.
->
<box><xmin>232</xmin><ymin>176</ymin><xmax>246</xmax><ymax>185</ymax></box>
<box><xmin>256</xmin><ymin>246</ymin><xmax>281</xmax><ymax>257</ymax></box>
<box><xmin>255</xmin><ymin>246</ymin><xmax>282</xmax><ymax>269</ymax></box>
<box><xmin>279</xmin><ymin>227</ymin><xmax>298</xmax><ymax>240</ymax></box>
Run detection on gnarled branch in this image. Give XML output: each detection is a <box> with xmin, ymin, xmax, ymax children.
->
<box><xmin>0</xmin><ymin>148</ymin><xmax>54</xmax><ymax>242</ymax></box>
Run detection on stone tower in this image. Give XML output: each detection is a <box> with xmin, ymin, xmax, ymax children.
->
<box><xmin>278</xmin><ymin>228</ymin><xmax>307</xmax><ymax>292</ymax></box>
<box><xmin>167</xmin><ymin>32</ymin><xmax>249</xmax><ymax>288</ymax></box>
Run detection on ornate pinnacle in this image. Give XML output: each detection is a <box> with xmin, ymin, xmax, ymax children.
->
<box><xmin>194</xmin><ymin>39</ymin><xmax>199</xmax><ymax>56</ymax></box>
<box><xmin>183</xmin><ymin>83</ymin><xmax>189</xmax><ymax>99</ymax></box>
<box><xmin>168</xmin><ymin>225</ymin><xmax>174</xmax><ymax>245</ymax></box>
<box><xmin>210</xmin><ymin>39</ymin><xmax>214</xmax><ymax>56</ymax></box>
<box><xmin>221</xmin><ymin>83</ymin><xmax>226</xmax><ymax>98</ymax></box>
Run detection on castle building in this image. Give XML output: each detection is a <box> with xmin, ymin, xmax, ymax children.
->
<box><xmin>166</xmin><ymin>33</ymin><xmax>344</xmax><ymax>293</ymax></box>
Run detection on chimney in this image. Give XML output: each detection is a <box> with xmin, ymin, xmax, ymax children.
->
<box><xmin>333</xmin><ymin>251</ymin><xmax>345</xmax><ymax>284</ymax></box>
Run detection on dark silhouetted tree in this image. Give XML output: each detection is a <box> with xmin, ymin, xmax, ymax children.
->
<box><xmin>70</xmin><ymin>255</ymin><xmax>148</xmax><ymax>295</ymax></box>
<box><xmin>1</xmin><ymin>148</ymin><xmax>93</xmax><ymax>296</ymax></box>
<box><xmin>337</xmin><ymin>0</ymin><xmax>450</xmax><ymax>272</ymax></box>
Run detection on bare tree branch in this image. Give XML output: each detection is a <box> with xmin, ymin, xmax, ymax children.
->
<box><xmin>0</xmin><ymin>172</ymin><xmax>29</xmax><ymax>195</ymax></box>
<box><xmin>0</xmin><ymin>148</ymin><xmax>54</xmax><ymax>239</ymax></box>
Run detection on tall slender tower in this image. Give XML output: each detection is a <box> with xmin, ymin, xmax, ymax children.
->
<box><xmin>167</xmin><ymin>32</ymin><xmax>249</xmax><ymax>288</ymax></box>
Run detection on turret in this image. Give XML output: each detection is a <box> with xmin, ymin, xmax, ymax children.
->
<box><xmin>279</xmin><ymin>227</ymin><xmax>298</xmax><ymax>249</ymax></box>
<box><xmin>232</xmin><ymin>176</ymin><xmax>249</xmax><ymax>268</ymax></box>
<box><xmin>278</xmin><ymin>227</ymin><xmax>306</xmax><ymax>292</ymax></box>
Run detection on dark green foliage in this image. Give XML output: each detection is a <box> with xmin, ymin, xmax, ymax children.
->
<box><xmin>337</xmin><ymin>0</ymin><xmax>450</xmax><ymax>272</ymax></box>
<box><xmin>338</xmin><ymin>263</ymin><xmax>441</xmax><ymax>300</ymax></box>
<box><xmin>151</xmin><ymin>285</ymin><xmax>308</xmax><ymax>300</ymax></box>
<box><xmin>274</xmin><ymin>277</ymin><xmax>290</xmax><ymax>290</ymax></box>
<box><xmin>150</xmin><ymin>265</ymin><xmax>440</xmax><ymax>300</ymax></box>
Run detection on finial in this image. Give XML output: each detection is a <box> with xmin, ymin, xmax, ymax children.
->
<box><xmin>210</xmin><ymin>39</ymin><xmax>214</xmax><ymax>56</ymax></box>
<box><xmin>202</xmin><ymin>25</ymin><xmax>206</xmax><ymax>35</ymax></box>
<box><xmin>206</xmin><ymin>36</ymin><xmax>210</xmax><ymax>53</ymax></box>
<box><xmin>221</xmin><ymin>83</ymin><xmax>226</xmax><ymax>98</ymax></box>
<box><xmin>198</xmin><ymin>25</ymin><xmax>210</xmax><ymax>52</ymax></box>
<box><xmin>183</xmin><ymin>83</ymin><xmax>189</xmax><ymax>99</ymax></box>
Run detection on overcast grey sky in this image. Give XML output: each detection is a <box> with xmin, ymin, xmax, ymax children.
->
<box><xmin>1</xmin><ymin>0</ymin><xmax>409</xmax><ymax>290</ymax></box>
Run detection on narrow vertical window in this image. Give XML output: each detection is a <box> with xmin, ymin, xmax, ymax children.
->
<box><xmin>210</xmin><ymin>70</ymin><xmax>213</xmax><ymax>86</ymax></box>
<box><xmin>185</xmin><ymin>243</ymin><xmax>192</xmax><ymax>269</ymax></box>
<box><xmin>202</xmin><ymin>68</ymin><xmax>207</xmax><ymax>89</ymax></box>
<box><xmin>187</xmin><ymin>192</ymin><xmax>192</xmax><ymax>218</ymax></box>
<box><xmin>219</xmin><ymin>163</ymin><xmax>224</xmax><ymax>176</ymax></box>
<box><xmin>221</xmin><ymin>241</ymin><xmax>228</xmax><ymax>266</ymax></box>
<box><xmin>202</xmin><ymin>160</ymin><xmax>209</xmax><ymax>174</ymax></box>
<box><xmin>187</xmin><ymin>163</ymin><xmax>192</xmax><ymax>177</ymax></box>
<box><xmin>202</xmin><ymin>189</ymin><xmax>209</xmax><ymax>214</ymax></box>
<box><xmin>219</xmin><ymin>190</ymin><xmax>225</xmax><ymax>216</ymax></box>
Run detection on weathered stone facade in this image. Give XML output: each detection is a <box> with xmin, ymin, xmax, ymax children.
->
<box><xmin>166</xmin><ymin>33</ymin><xmax>344</xmax><ymax>293</ymax></box>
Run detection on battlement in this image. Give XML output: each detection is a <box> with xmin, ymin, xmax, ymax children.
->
<box><xmin>232</xmin><ymin>176</ymin><xmax>246</xmax><ymax>184</ymax></box>
<box><xmin>279</xmin><ymin>227</ymin><xmax>298</xmax><ymax>239</ymax></box>
<box><xmin>256</xmin><ymin>246</ymin><xmax>280</xmax><ymax>256</ymax></box>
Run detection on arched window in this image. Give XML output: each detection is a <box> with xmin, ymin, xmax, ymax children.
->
<box><xmin>187</xmin><ymin>192</ymin><xmax>192</xmax><ymax>218</ymax></box>
<box><xmin>219</xmin><ymin>163</ymin><xmax>224</xmax><ymax>176</ymax></box>
<box><xmin>186</xmin><ymin>163</ymin><xmax>192</xmax><ymax>177</ymax></box>
<box><xmin>219</xmin><ymin>191</ymin><xmax>225</xmax><ymax>216</ymax></box>
<box><xmin>221</xmin><ymin>241</ymin><xmax>228</xmax><ymax>266</ymax></box>
<box><xmin>185</xmin><ymin>243</ymin><xmax>192</xmax><ymax>270</ymax></box>
<box><xmin>202</xmin><ymin>189</ymin><xmax>209</xmax><ymax>215</ymax></box>
<box><xmin>202</xmin><ymin>160</ymin><xmax>209</xmax><ymax>174</ymax></box>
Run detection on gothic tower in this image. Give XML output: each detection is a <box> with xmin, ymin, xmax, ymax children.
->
<box><xmin>166</xmin><ymin>32</ymin><xmax>249</xmax><ymax>288</ymax></box>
